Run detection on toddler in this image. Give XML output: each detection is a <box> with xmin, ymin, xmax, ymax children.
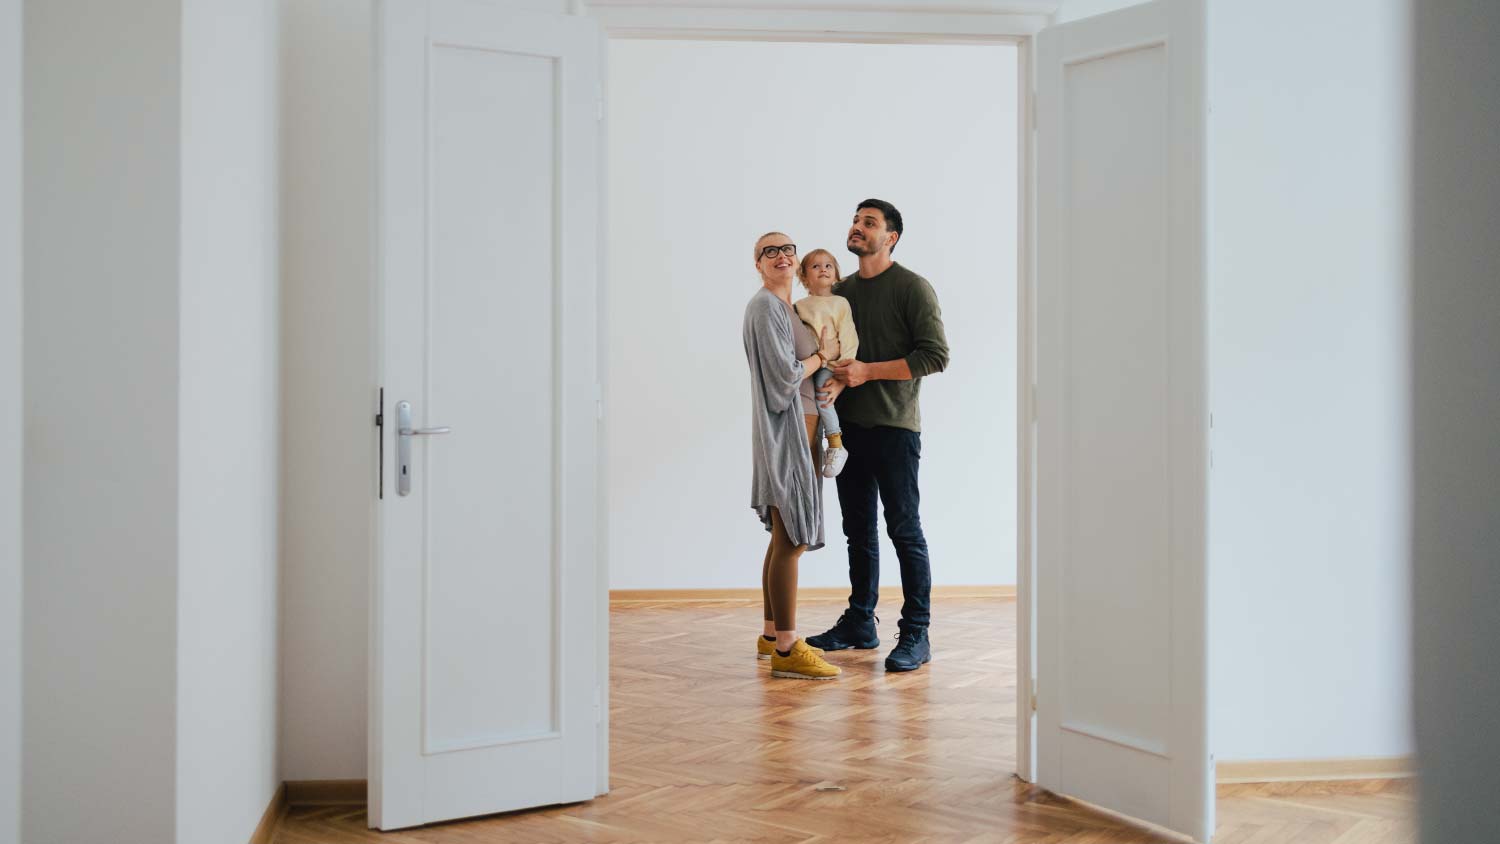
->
<box><xmin>794</xmin><ymin>249</ymin><xmax>859</xmax><ymax>478</ymax></box>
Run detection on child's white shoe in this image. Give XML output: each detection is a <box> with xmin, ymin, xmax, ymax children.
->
<box><xmin>822</xmin><ymin>446</ymin><xmax>847</xmax><ymax>478</ymax></box>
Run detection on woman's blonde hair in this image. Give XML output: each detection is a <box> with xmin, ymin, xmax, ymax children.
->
<box><xmin>796</xmin><ymin>249</ymin><xmax>842</xmax><ymax>290</ymax></box>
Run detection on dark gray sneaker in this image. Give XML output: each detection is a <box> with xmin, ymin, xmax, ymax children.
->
<box><xmin>884</xmin><ymin>627</ymin><xmax>931</xmax><ymax>672</ymax></box>
<box><xmin>806</xmin><ymin>611</ymin><xmax>880</xmax><ymax>651</ymax></box>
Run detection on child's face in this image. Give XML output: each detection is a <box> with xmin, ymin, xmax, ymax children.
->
<box><xmin>804</xmin><ymin>254</ymin><xmax>837</xmax><ymax>295</ymax></box>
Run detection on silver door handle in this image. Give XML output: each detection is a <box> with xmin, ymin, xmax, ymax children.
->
<box><xmin>396</xmin><ymin>401</ymin><xmax>451</xmax><ymax>496</ymax></box>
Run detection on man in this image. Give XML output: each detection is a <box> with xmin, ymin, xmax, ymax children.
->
<box><xmin>806</xmin><ymin>199</ymin><xmax>949</xmax><ymax>672</ymax></box>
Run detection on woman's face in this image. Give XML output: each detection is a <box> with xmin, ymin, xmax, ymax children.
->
<box><xmin>803</xmin><ymin>253</ymin><xmax>837</xmax><ymax>295</ymax></box>
<box><xmin>755</xmin><ymin>235</ymin><xmax>797</xmax><ymax>284</ymax></box>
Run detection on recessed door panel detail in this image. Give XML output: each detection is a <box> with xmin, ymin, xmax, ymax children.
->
<box><xmin>425</xmin><ymin>44</ymin><xmax>559</xmax><ymax>754</ymax></box>
<box><xmin>1058</xmin><ymin>44</ymin><xmax>1172</xmax><ymax>753</ymax></box>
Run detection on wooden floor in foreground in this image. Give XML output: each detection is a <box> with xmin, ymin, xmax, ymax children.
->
<box><xmin>273</xmin><ymin>597</ymin><xmax>1415</xmax><ymax>843</ymax></box>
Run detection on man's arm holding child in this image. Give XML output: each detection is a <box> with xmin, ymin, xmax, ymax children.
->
<box><xmin>830</xmin><ymin>280</ymin><xmax>948</xmax><ymax>389</ymax></box>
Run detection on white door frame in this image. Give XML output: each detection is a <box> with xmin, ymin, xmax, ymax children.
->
<box><xmin>585</xmin><ymin>0</ymin><xmax>1054</xmax><ymax>784</ymax></box>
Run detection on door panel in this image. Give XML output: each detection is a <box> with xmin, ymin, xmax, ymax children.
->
<box><xmin>426</xmin><ymin>40</ymin><xmax>560</xmax><ymax>754</ymax></box>
<box><xmin>374</xmin><ymin>0</ymin><xmax>602</xmax><ymax>830</ymax></box>
<box><xmin>1035</xmin><ymin>1</ymin><xmax>1210</xmax><ymax>840</ymax></box>
<box><xmin>1058</xmin><ymin>40</ymin><xmax>1172</xmax><ymax>750</ymax></box>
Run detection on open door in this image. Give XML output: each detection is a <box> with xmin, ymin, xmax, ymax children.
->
<box><xmin>371</xmin><ymin>0</ymin><xmax>604</xmax><ymax>830</ymax></box>
<box><xmin>1033</xmin><ymin>0</ymin><xmax>1211</xmax><ymax>841</ymax></box>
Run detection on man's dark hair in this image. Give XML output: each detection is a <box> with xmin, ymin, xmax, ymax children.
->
<box><xmin>857</xmin><ymin>198</ymin><xmax>903</xmax><ymax>254</ymax></box>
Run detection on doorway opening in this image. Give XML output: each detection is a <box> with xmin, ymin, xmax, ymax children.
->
<box><xmin>601</xmin><ymin>34</ymin><xmax>1031</xmax><ymax>808</ymax></box>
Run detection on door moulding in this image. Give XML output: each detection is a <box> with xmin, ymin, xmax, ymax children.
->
<box><xmin>585</xmin><ymin>1</ymin><xmax>1056</xmax><ymax>42</ymax></box>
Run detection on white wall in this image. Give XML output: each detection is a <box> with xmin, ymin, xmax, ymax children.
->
<box><xmin>1412</xmin><ymin>2</ymin><xmax>1500</xmax><ymax>840</ymax></box>
<box><xmin>175</xmin><ymin>1</ymin><xmax>282</xmax><ymax>842</ymax></box>
<box><xmin>277</xmin><ymin>0</ymin><xmax>376</xmax><ymax>782</ymax></box>
<box><xmin>1207</xmin><ymin>0</ymin><xmax>1412</xmax><ymax>761</ymax></box>
<box><xmin>23</xmin><ymin>2</ymin><xmax>184</xmax><ymax>840</ymax></box>
<box><xmin>607</xmin><ymin>39</ymin><xmax>1018</xmax><ymax>590</ymax></box>
<box><xmin>23</xmin><ymin>2</ymin><xmax>281</xmax><ymax>841</ymax></box>
<box><xmin>1</xmin><ymin>0</ymin><xmax>21</xmax><ymax>839</ymax></box>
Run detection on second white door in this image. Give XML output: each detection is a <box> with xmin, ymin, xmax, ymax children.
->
<box><xmin>1034</xmin><ymin>0</ymin><xmax>1212</xmax><ymax>840</ymax></box>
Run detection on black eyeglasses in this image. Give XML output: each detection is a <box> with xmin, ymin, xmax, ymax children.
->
<box><xmin>758</xmin><ymin>243</ymin><xmax>797</xmax><ymax>260</ymax></box>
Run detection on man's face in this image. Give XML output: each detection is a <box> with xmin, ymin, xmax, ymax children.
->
<box><xmin>846</xmin><ymin>208</ymin><xmax>896</xmax><ymax>258</ymax></box>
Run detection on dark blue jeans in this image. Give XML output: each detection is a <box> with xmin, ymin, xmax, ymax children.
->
<box><xmin>834</xmin><ymin>422</ymin><xmax>932</xmax><ymax>630</ymax></box>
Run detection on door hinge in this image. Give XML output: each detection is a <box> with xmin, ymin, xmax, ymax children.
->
<box><xmin>596</xmin><ymin>97</ymin><xmax>604</xmax><ymax>121</ymax></box>
<box><xmin>1209</xmin><ymin>413</ymin><xmax>1215</xmax><ymax>469</ymax></box>
<box><xmin>595</xmin><ymin>382</ymin><xmax>604</xmax><ymax>420</ymax></box>
<box><xmin>1031</xmin><ymin>684</ymin><xmax>1038</xmax><ymax>713</ymax></box>
<box><xmin>375</xmin><ymin>387</ymin><xmax>385</xmax><ymax>500</ymax></box>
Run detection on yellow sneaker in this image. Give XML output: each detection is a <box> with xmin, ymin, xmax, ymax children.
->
<box><xmin>757</xmin><ymin>635</ymin><xmax>823</xmax><ymax>661</ymax></box>
<box><xmin>770</xmin><ymin>639</ymin><xmax>841</xmax><ymax>680</ymax></box>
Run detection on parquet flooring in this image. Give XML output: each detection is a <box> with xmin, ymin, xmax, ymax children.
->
<box><xmin>272</xmin><ymin>597</ymin><xmax>1415</xmax><ymax>843</ymax></box>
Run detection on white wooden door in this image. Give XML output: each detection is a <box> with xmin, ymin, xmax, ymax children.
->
<box><xmin>372</xmin><ymin>0</ymin><xmax>603</xmax><ymax>830</ymax></box>
<box><xmin>1034</xmin><ymin>1</ymin><xmax>1211</xmax><ymax>841</ymax></box>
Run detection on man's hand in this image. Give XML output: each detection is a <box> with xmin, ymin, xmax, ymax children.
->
<box><xmin>817</xmin><ymin>378</ymin><xmax>846</xmax><ymax>409</ymax></box>
<box><xmin>831</xmin><ymin>359</ymin><xmax>871</xmax><ymax>388</ymax></box>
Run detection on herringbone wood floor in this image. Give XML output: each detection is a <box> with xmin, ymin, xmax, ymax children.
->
<box><xmin>272</xmin><ymin>597</ymin><xmax>1414</xmax><ymax>843</ymax></box>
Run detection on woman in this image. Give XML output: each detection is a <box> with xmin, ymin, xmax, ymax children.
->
<box><xmin>742</xmin><ymin>231</ymin><xmax>841</xmax><ymax>680</ymax></box>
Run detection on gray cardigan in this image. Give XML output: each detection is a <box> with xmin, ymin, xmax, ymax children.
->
<box><xmin>742</xmin><ymin>287</ymin><xmax>824</xmax><ymax>550</ymax></box>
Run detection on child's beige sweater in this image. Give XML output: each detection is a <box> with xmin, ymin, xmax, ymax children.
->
<box><xmin>793</xmin><ymin>294</ymin><xmax>859</xmax><ymax>364</ymax></box>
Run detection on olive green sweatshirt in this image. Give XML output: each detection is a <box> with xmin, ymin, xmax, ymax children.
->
<box><xmin>831</xmin><ymin>262</ymin><xmax>950</xmax><ymax>432</ymax></box>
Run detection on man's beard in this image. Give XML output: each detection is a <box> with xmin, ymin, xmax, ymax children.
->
<box><xmin>846</xmin><ymin>236</ymin><xmax>875</xmax><ymax>257</ymax></box>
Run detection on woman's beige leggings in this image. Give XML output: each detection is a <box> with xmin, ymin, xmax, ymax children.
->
<box><xmin>762</xmin><ymin>415</ymin><xmax>820</xmax><ymax>632</ymax></box>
